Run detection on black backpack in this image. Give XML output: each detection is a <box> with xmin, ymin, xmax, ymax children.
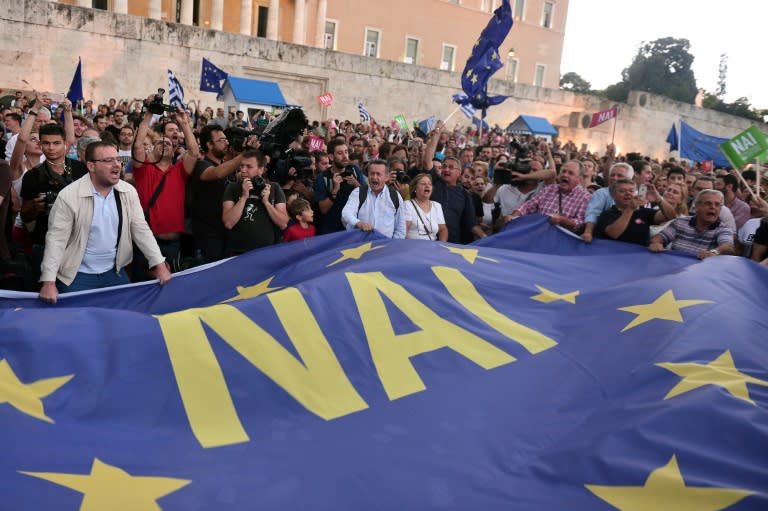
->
<box><xmin>357</xmin><ymin>184</ymin><xmax>400</xmax><ymax>213</ymax></box>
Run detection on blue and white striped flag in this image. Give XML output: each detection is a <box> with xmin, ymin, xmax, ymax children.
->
<box><xmin>357</xmin><ymin>102</ymin><xmax>371</xmax><ymax>122</ymax></box>
<box><xmin>452</xmin><ymin>93</ymin><xmax>476</xmax><ymax>120</ymax></box>
<box><xmin>167</xmin><ymin>69</ymin><xmax>186</xmax><ymax>109</ymax></box>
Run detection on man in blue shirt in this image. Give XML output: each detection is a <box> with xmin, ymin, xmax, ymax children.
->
<box><xmin>581</xmin><ymin>162</ymin><xmax>634</xmax><ymax>243</ymax></box>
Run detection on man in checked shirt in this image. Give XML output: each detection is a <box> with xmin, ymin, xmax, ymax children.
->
<box><xmin>507</xmin><ymin>160</ymin><xmax>592</xmax><ymax>233</ymax></box>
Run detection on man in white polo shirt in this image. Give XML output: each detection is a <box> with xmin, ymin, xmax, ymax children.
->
<box><xmin>39</xmin><ymin>141</ymin><xmax>171</xmax><ymax>303</ymax></box>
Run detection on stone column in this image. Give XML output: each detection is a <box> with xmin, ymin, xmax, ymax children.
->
<box><xmin>211</xmin><ymin>0</ymin><xmax>224</xmax><ymax>31</ymax></box>
<box><xmin>292</xmin><ymin>0</ymin><xmax>306</xmax><ymax>45</ymax></box>
<box><xmin>240</xmin><ymin>0</ymin><xmax>252</xmax><ymax>35</ymax></box>
<box><xmin>314</xmin><ymin>0</ymin><xmax>327</xmax><ymax>48</ymax></box>
<box><xmin>148</xmin><ymin>0</ymin><xmax>161</xmax><ymax>19</ymax></box>
<box><xmin>113</xmin><ymin>0</ymin><xmax>128</xmax><ymax>14</ymax></box>
<box><xmin>179</xmin><ymin>0</ymin><xmax>193</xmax><ymax>25</ymax></box>
<box><xmin>266</xmin><ymin>0</ymin><xmax>279</xmax><ymax>40</ymax></box>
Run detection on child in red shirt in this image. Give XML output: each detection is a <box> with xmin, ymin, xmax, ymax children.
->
<box><xmin>283</xmin><ymin>198</ymin><xmax>316</xmax><ymax>242</ymax></box>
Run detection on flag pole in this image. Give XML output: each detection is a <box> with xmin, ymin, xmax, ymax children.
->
<box><xmin>732</xmin><ymin>164</ymin><xmax>759</xmax><ymax>203</ymax></box>
<box><xmin>610</xmin><ymin>107</ymin><xmax>618</xmax><ymax>145</ymax></box>
<box><xmin>443</xmin><ymin>105</ymin><xmax>462</xmax><ymax>125</ymax></box>
<box><xmin>756</xmin><ymin>156</ymin><xmax>761</xmax><ymax>194</ymax></box>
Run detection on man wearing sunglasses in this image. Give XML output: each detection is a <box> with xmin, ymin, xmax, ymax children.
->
<box><xmin>39</xmin><ymin>141</ymin><xmax>170</xmax><ymax>303</ymax></box>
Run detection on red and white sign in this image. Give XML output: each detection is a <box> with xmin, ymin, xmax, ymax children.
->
<box><xmin>700</xmin><ymin>160</ymin><xmax>714</xmax><ymax>173</ymax></box>
<box><xmin>308</xmin><ymin>135</ymin><xmax>325</xmax><ymax>152</ymax></box>
<box><xmin>588</xmin><ymin>107</ymin><xmax>618</xmax><ymax>128</ymax></box>
<box><xmin>316</xmin><ymin>92</ymin><xmax>333</xmax><ymax>107</ymax></box>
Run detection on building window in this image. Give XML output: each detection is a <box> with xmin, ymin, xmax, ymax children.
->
<box><xmin>92</xmin><ymin>0</ymin><xmax>108</xmax><ymax>9</ymax></box>
<box><xmin>364</xmin><ymin>28</ymin><xmax>381</xmax><ymax>58</ymax></box>
<box><xmin>542</xmin><ymin>1</ymin><xmax>554</xmax><ymax>28</ymax></box>
<box><xmin>534</xmin><ymin>64</ymin><xmax>546</xmax><ymax>87</ymax></box>
<box><xmin>507</xmin><ymin>57</ymin><xmax>519</xmax><ymax>82</ymax></box>
<box><xmin>405</xmin><ymin>37</ymin><xmax>419</xmax><ymax>64</ymax></box>
<box><xmin>514</xmin><ymin>0</ymin><xmax>525</xmax><ymax>20</ymax></box>
<box><xmin>256</xmin><ymin>6</ymin><xmax>268</xmax><ymax>37</ymax></box>
<box><xmin>441</xmin><ymin>44</ymin><xmax>456</xmax><ymax>71</ymax></box>
<box><xmin>324</xmin><ymin>20</ymin><xmax>337</xmax><ymax>50</ymax></box>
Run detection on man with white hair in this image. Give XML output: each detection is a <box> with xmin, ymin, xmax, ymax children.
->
<box><xmin>649</xmin><ymin>189</ymin><xmax>734</xmax><ymax>259</ymax></box>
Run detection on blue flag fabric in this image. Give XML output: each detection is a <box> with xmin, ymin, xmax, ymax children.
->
<box><xmin>2</xmin><ymin>216</ymin><xmax>768</xmax><ymax>510</ymax></box>
<box><xmin>167</xmin><ymin>69</ymin><xmax>186</xmax><ymax>109</ymax></box>
<box><xmin>66</xmin><ymin>58</ymin><xmax>84</xmax><ymax>105</ymax></box>
<box><xmin>679</xmin><ymin>120</ymin><xmax>731</xmax><ymax>167</ymax></box>
<box><xmin>460</xmin><ymin>0</ymin><xmax>512</xmax><ymax>111</ymax></box>
<box><xmin>417</xmin><ymin>115</ymin><xmax>438</xmax><ymax>135</ymax></box>
<box><xmin>666</xmin><ymin>123</ymin><xmax>678</xmax><ymax>151</ymax></box>
<box><xmin>200</xmin><ymin>57</ymin><xmax>228</xmax><ymax>94</ymax></box>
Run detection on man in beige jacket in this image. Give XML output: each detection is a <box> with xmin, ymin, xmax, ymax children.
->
<box><xmin>39</xmin><ymin>142</ymin><xmax>171</xmax><ymax>303</ymax></box>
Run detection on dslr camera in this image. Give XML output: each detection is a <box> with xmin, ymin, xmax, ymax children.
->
<box><xmin>226</xmin><ymin>127</ymin><xmax>259</xmax><ymax>153</ymax></box>
<box><xmin>395</xmin><ymin>171</ymin><xmax>410</xmax><ymax>184</ymax></box>
<box><xmin>341</xmin><ymin>165</ymin><xmax>357</xmax><ymax>178</ymax></box>
<box><xmin>493</xmin><ymin>161</ymin><xmax>532</xmax><ymax>186</ymax></box>
<box><xmin>146</xmin><ymin>88</ymin><xmax>177</xmax><ymax>116</ymax></box>
<box><xmin>249</xmin><ymin>176</ymin><xmax>267</xmax><ymax>198</ymax></box>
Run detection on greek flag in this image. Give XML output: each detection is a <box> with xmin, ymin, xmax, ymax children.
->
<box><xmin>358</xmin><ymin>102</ymin><xmax>371</xmax><ymax>122</ymax></box>
<box><xmin>167</xmin><ymin>69</ymin><xmax>186</xmax><ymax>109</ymax></box>
<box><xmin>452</xmin><ymin>93</ymin><xmax>476</xmax><ymax>120</ymax></box>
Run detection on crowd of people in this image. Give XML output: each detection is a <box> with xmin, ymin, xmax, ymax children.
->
<box><xmin>1</xmin><ymin>89</ymin><xmax>767</xmax><ymax>300</ymax></box>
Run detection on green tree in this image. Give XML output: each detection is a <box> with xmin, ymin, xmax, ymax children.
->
<box><xmin>560</xmin><ymin>72</ymin><xmax>592</xmax><ymax>93</ymax></box>
<box><xmin>598</xmin><ymin>37</ymin><xmax>698</xmax><ymax>104</ymax></box>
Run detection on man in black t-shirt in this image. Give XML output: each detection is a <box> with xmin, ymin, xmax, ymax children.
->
<box><xmin>188</xmin><ymin>125</ymin><xmax>244</xmax><ymax>262</ymax></box>
<box><xmin>221</xmin><ymin>151</ymin><xmax>288</xmax><ymax>254</ymax></box>
<box><xmin>20</xmin><ymin>123</ymin><xmax>87</xmax><ymax>282</ymax></box>
<box><xmin>596</xmin><ymin>179</ymin><xmax>675</xmax><ymax>246</ymax></box>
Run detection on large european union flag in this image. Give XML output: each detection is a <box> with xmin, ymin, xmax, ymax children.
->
<box><xmin>1</xmin><ymin>216</ymin><xmax>768</xmax><ymax>510</ymax></box>
<box><xmin>460</xmin><ymin>0</ymin><xmax>512</xmax><ymax>112</ymax></box>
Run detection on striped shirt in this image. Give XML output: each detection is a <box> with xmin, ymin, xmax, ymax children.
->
<box><xmin>657</xmin><ymin>216</ymin><xmax>734</xmax><ymax>255</ymax></box>
<box><xmin>517</xmin><ymin>183</ymin><xmax>591</xmax><ymax>231</ymax></box>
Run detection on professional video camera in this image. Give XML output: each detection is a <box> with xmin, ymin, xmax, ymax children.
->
<box><xmin>284</xmin><ymin>148</ymin><xmax>314</xmax><ymax>181</ymax></box>
<box><xmin>146</xmin><ymin>88</ymin><xmax>177</xmax><ymax>115</ymax></box>
<box><xmin>494</xmin><ymin>139</ymin><xmax>533</xmax><ymax>185</ymax></box>
<box><xmin>259</xmin><ymin>108</ymin><xmax>309</xmax><ymax>163</ymax></box>
<box><xmin>225</xmin><ymin>127</ymin><xmax>259</xmax><ymax>153</ymax></box>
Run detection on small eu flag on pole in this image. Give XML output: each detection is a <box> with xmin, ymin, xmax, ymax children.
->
<box><xmin>200</xmin><ymin>58</ymin><xmax>228</xmax><ymax>95</ymax></box>
<box><xmin>66</xmin><ymin>58</ymin><xmax>84</xmax><ymax>105</ymax></box>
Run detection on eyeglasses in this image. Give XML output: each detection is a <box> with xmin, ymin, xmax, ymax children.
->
<box><xmin>90</xmin><ymin>158</ymin><xmax>124</xmax><ymax>166</ymax></box>
<box><xmin>214</xmin><ymin>138</ymin><xmax>228</xmax><ymax>144</ymax></box>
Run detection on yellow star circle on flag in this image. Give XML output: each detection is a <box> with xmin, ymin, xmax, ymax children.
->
<box><xmin>20</xmin><ymin>458</ymin><xmax>191</xmax><ymax>511</ymax></box>
<box><xmin>657</xmin><ymin>350</ymin><xmax>768</xmax><ymax>405</ymax></box>
<box><xmin>585</xmin><ymin>455</ymin><xmax>753</xmax><ymax>510</ymax></box>
<box><xmin>617</xmin><ymin>290</ymin><xmax>712</xmax><ymax>332</ymax></box>
<box><xmin>222</xmin><ymin>276</ymin><xmax>282</xmax><ymax>303</ymax></box>
<box><xmin>327</xmin><ymin>242</ymin><xmax>383</xmax><ymax>267</ymax></box>
<box><xmin>0</xmin><ymin>359</ymin><xmax>73</xmax><ymax>424</ymax></box>
<box><xmin>471</xmin><ymin>74</ymin><xmax>479</xmax><ymax>85</ymax></box>
<box><xmin>440</xmin><ymin>245</ymin><xmax>498</xmax><ymax>264</ymax></box>
<box><xmin>530</xmin><ymin>285</ymin><xmax>579</xmax><ymax>304</ymax></box>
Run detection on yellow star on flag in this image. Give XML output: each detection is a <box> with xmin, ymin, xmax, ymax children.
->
<box><xmin>466</xmin><ymin>68</ymin><xmax>473</xmax><ymax>78</ymax></box>
<box><xmin>20</xmin><ymin>458</ymin><xmax>191</xmax><ymax>511</ymax></box>
<box><xmin>327</xmin><ymin>242</ymin><xmax>383</xmax><ymax>267</ymax></box>
<box><xmin>585</xmin><ymin>455</ymin><xmax>753</xmax><ymax>511</ymax></box>
<box><xmin>222</xmin><ymin>276</ymin><xmax>282</xmax><ymax>303</ymax></box>
<box><xmin>530</xmin><ymin>285</ymin><xmax>579</xmax><ymax>304</ymax></box>
<box><xmin>617</xmin><ymin>290</ymin><xmax>712</xmax><ymax>332</ymax></box>
<box><xmin>440</xmin><ymin>245</ymin><xmax>497</xmax><ymax>264</ymax></box>
<box><xmin>471</xmin><ymin>73</ymin><xmax>479</xmax><ymax>85</ymax></box>
<box><xmin>0</xmin><ymin>359</ymin><xmax>73</xmax><ymax>424</ymax></box>
<box><xmin>491</xmin><ymin>51</ymin><xmax>498</xmax><ymax>60</ymax></box>
<box><xmin>657</xmin><ymin>350</ymin><xmax>768</xmax><ymax>405</ymax></box>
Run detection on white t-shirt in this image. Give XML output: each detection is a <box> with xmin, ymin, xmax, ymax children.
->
<box><xmin>494</xmin><ymin>182</ymin><xmax>543</xmax><ymax>216</ymax></box>
<box><xmin>738</xmin><ymin>217</ymin><xmax>762</xmax><ymax>258</ymax></box>
<box><xmin>404</xmin><ymin>200</ymin><xmax>445</xmax><ymax>241</ymax></box>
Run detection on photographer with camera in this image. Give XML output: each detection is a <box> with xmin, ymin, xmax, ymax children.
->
<box><xmin>483</xmin><ymin>156</ymin><xmax>555</xmax><ymax>229</ymax></box>
<box><xmin>314</xmin><ymin>139</ymin><xmax>367</xmax><ymax>234</ymax></box>
<box><xmin>222</xmin><ymin>150</ymin><xmax>288</xmax><ymax>254</ymax></box>
<box><xmin>188</xmin><ymin>125</ymin><xmax>254</xmax><ymax>263</ymax></box>
<box><xmin>20</xmin><ymin>95</ymin><xmax>86</xmax><ymax>284</ymax></box>
<box><xmin>131</xmin><ymin>92</ymin><xmax>200</xmax><ymax>277</ymax></box>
